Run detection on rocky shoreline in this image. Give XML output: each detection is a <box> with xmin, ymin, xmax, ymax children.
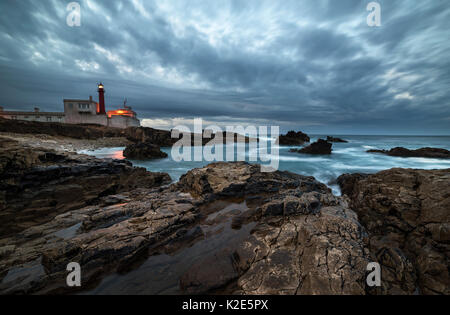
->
<box><xmin>0</xmin><ymin>122</ymin><xmax>448</xmax><ymax>295</ymax></box>
<box><xmin>0</xmin><ymin>137</ymin><xmax>170</xmax><ymax>237</ymax></box>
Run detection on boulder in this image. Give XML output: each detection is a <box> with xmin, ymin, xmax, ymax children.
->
<box><xmin>123</xmin><ymin>142</ymin><xmax>168</xmax><ymax>160</ymax></box>
<box><xmin>123</xmin><ymin>127</ymin><xmax>175</xmax><ymax>146</ymax></box>
<box><xmin>291</xmin><ymin>139</ymin><xmax>332</xmax><ymax>155</ymax></box>
<box><xmin>367</xmin><ymin>147</ymin><xmax>450</xmax><ymax>159</ymax></box>
<box><xmin>278</xmin><ymin>131</ymin><xmax>310</xmax><ymax>146</ymax></box>
<box><xmin>326</xmin><ymin>136</ymin><xmax>348</xmax><ymax>143</ymax></box>
<box><xmin>338</xmin><ymin>168</ymin><xmax>450</xmax><ymax>295</ymax></box>
<box><xmin>176</xmin><ymin>163</ymin><xmax>369</xmax><ymax>295</ymax></box>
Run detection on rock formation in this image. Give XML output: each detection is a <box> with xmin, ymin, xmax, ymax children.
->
<box><xmin>0</xmin><ymin>137</ymin><xmax>171</xmax><ymax>237</ymax></box>
<box><xmin>177</xmin><ymin>164</ymin><xmax>369</xmax><ymax>294</ymax></box>
<box><xmin>338</xmin><ymin>168</ymin><xmax>450</xmax><ymax>295</ymax></box>
<box><xmin>0</xmin><ymin>118</ymin><xmax>255</xmax><ymax>148</ymax></box>
<box><xmin>0</xmin><ymin>160</ymin><xmax>371</xmax><ymax>295</ymax></box>
<box><xmin>367</xmin><ymin>147</ymin><xmax>450</xmax><ymax>159</ymax></box>
<box><xmin>278</xmin><ymin>131</ymin><xmax>310</xmax><ymax>146</ymax></box>
<box><xmin>290</xmin><ymin>139</ymin><xmax>332</xmax><ymax>155</ymax></box>
<box><xmin>1</xmin><ymin>134</ymin><xmax>448</xmax><ymax>295</ymax></box>
<box><xmin>123</xmin><ymin>142</ymin><xmax>168</xmax><ymax>160</ymax></box>
<box><xmin>326</xmin><ymin>136</ymin><xmax>348</xmax><ymax>143</ymax></box>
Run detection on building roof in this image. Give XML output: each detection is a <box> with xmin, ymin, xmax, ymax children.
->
<box><xmin>63</xmin><ymin>99</ymin><xmax>97</xmax><ymax>103</ymax></box>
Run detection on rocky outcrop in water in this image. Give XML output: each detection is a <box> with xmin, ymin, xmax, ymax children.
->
<box><xmin>338</xmin><ymin>168</ymin><xmax>450</xmax><ymax>295</ymax></box>
<box><xmin>0</xmin><ymin>137</ymin><xmax>171</xmax><ymax>237</ymax></box>
<box><xmin>123</xmin><ymin>142</ymin><xmax>168</xmax><ymax>160</ymax></box>
<box><xmin>278</xmin><ymin>131</ymin><xmax>310</xmax><ymax>146</ymax></box>
<box><xmin>367</xmin><ymin>147</ymin><xmax>450</xmax><ymax>159</ymax></box>
<box><xmin>326</xmin><ymin>136</ymin><xmax>348</xmax><ymax>143</ymax></box>
<box><xmin>122</xmin><ymin>127</ymin><xmax>175</xmax><ymax>146</ymax></box>
<box><xmin>290</xmin><ymin>139</ymin><xmax>332</xmax><ymax>155</ymax></box>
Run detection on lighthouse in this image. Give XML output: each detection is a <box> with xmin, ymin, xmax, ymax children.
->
<box><xmin>97</xmin><ymin>83</ymin><xmax>106</xmax><ymax>114</ymax></box>
<box><xmin>62</xmin><ymin>83</ymin><xmax>140</xmax><ymax>128</ymax></box>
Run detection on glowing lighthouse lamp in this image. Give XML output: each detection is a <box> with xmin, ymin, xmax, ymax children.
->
<box><xmin>97</xmin><ymin>83</ymin><xmax>106</xmax><ymax>115</ymax></box>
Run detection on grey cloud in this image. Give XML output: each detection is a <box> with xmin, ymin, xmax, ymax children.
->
<box><xmin>0</xmin><ymin>0</ymin><xmax>449</xmax><ymax>134</ymax></box>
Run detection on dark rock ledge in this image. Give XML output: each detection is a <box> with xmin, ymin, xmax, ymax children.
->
<box><xmin>123</xmin><ymin>142</ymin><xmax>168</xmax><ymax>160</ymax></box>
<box><xmin>338</xmin><ymin>168</ymin><xmax>450</xmax><ymax>295</ymax></box>
<box><xmin>277</xmin><ymin>131</ymin><xmax>310</xmax><ymax>146</ymax></box>
<box><xmin>290</xmin><ymin>139</ymin><xmax>333</xmax><ymax>155</ymax></box>
<box><xmin>367</xmin><ymin>147</ymin><xmax>450</xmax><ymax>159</ymax></box>
<box><xmin>326</xmin><ymin>136</ymin><xmax>348</xmax><ymax>143</ymax></box>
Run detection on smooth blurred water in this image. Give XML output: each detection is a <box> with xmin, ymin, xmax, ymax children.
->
<box><xmin>79</xmin><ymin>135</ymin><xmax>450</xmax><ymax>195</ymax></box>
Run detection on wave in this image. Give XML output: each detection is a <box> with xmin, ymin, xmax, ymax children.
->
<box><xmin>403</xmin><ymin>157</ymin><xmax>450</xmax><ymax>164</ymax></box>
<box><xmin>333</xmin><ymin>147</ymin><xmax>364</xmax><ymax>154</ymax></box>
<box><xmin>331</xmin><ymin>162</ymin><xmax>385</xmax><ymax>171</ymax></box>
<box><xmin>257</xmin><ymin>154</ymin><xmax>331</xmax><ymax>162</ymax></box>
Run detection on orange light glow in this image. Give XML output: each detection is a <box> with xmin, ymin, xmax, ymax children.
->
<box><xmin>107</xmin><ymin>109</ymin><xmax>136</xmax><ymax>118</ymax></box>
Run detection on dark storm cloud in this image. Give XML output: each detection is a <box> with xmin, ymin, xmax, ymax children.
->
<box><xmin>0</xmin><ymin>0</ymin><xmax>449</xmax><ymax>134</ymax></box>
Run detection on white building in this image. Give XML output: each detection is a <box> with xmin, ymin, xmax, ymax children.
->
<box><xmin>0</xmin><ymin>106</ymin><xmax>65</xmax><ymax>123</ymax></box>
<box><xmin>0</xmin><ymin>83</ymin><xmax>140</xmax><ymax>129</ymax></box>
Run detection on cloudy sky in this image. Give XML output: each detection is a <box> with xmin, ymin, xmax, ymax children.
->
<box><xmin>0</xmin><ymin>0</ymin><xmax>449</xmax><ymax>134</ymax></box>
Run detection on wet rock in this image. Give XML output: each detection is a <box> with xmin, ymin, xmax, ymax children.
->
<box><xmin>174</xmin><ymin>162</ymin><xmax>330</xmax><ymax>199</ymax></box>
<box><xmin>0</xmin><ymin>189</ymin><xmax>199</xmax><ymax>294</ymax></box>
<box><xmin>290</xmin><ymin>139</ymin><xmax>332</xmax><ymax>155</ymax></box>
<box><xmin>123</xmin><ymin>142</ymin><xmax>168</xmax><ymax>160</ymax></box>
<box><xmin>0</xmin><ymin>137</ymin><xmax>171</xmax><ymax>237</ymax></box>
<box><xmin>234</xmin><ymin>202</ymin><xmax>370</xmax><ymax>295</ymax></box>
<box><xmin>338</xmin><ymin>168</ymin><xmax>450</xmax><ymax>295</ymax></box>
<box><xmin>367</xmin><ymin>147</ymin><xmax>450</xmax><ymax>159</ymax></box>
<box><xmin>278</xmin><ymin>131</ymin><xmax>310</xmax><ymax>146</ymax></box>
<box><xmin>180</xmin><ymin>248</ymin><xmax>239</xmax><ymax>294</ymax></box>
<box><xmin>175</xmin><ymin>163</ymin><xmax>370</xmax><ymax>295</ymax></box>
<box><xmin>326</xmin><ymin>136</ymin><xmax>348</xmax><ymax>143</ymax></box>
<box><xmin>0</xmin><ymin>160</ymin><xmax>373</xmax><ymax>295</ymax></box>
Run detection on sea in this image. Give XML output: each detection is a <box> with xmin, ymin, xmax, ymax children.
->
<box><xmin>79</xmin><ymin>135</ymin><xmax>450</xmax><ymax>195</ymax></box>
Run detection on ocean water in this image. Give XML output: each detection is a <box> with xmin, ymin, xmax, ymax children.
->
<box><xmin>79</xmin><ymin>135</ymin><xmax>450</xmax><ymax>195</ymax></box>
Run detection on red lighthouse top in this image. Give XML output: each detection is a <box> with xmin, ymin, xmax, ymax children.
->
<box><xmin>97</xmin><ymin>82</ymin><xmax>106</xmax><ymax>115</ymax></box>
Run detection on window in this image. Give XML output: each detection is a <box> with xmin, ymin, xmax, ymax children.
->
<box><xmin>78</xmin><ymin>103</ymin><xmax>90</xmax><ymax>109</ymax></box>
<box><xmin>47</xmin><ymin>117</ymin><xmax>52</xmax><ymax>122</ymax></box>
